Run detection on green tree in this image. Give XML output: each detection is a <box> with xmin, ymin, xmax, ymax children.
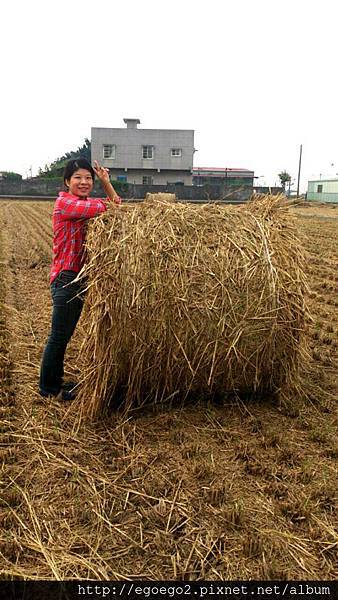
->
<box><xmin>0</xmin><ymin>171</ymin><xmax>22</xmax><ymax>181</ymax></box>
<box><xmin>278</xmin><ymin>170</ymin><xmax>291</xmax><ymax>191</ymax></box>
<box><xmin>39</xmin><ymin>138</ymin><xmax>91</xmax><ymax>178</ymax></box>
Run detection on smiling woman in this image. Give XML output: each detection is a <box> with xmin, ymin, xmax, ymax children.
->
<box><xmin>65</xmin><ymin>165</ymin><xmax>95</xmax><ymax>198</ymax></box>
<box><xmin>38</xmin><ymin>157</ymin><xmax>121</xmax><ymax>402</ymax></box>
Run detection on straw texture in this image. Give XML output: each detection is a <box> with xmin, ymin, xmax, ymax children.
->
<box><xmin>146</xmin><ymin>192</ymin><xmax>176</xmax><ymax>203</ymax></box>
<box><xmin>76</xmin><ymin>194</ymin><xmax>309</xmax><ymax>419</ymax></box>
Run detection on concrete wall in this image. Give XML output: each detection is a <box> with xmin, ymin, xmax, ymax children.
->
<box><xmin>127</xmin><ymin>184</ymin><xmax>252</xmax><ymax>201</ymax></box>
<box><xmin>0</xmin><ymin>179</ymin><xmax>108</xmax><ymax>197</ymax></box>
<box><xmin>0</xmin><ymin>179</ymin><xmax>62</xmax><ymax>196</ymax></box>
<box><xmin>0</xmin><ymin>178</ymin><xmax>253</xmax><ymax>202</ymax></box>
<box><xmin>254</xmin><ymin>186</ymin><xmax>283</xmax><ymax>195</ymax></box>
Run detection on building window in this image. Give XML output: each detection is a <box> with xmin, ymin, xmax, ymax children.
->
<box><xmin>117</xmin><ymin>175</ymin><xmax>127</xmax><ymax>182</ymax></box>
<box><xmin>143</xmin><ymin>176</ymin><xmax>153</xmax><ymax>185</ymax></box>
<box><xmin>103</xmin><ymin>144</ymin><xmax>116</xmax><ymax>159</ymax></box>
<box><xmin>317</xmin><ymin>184</ymin><xmax>323</xmax><ymax>193</ymax></box>
<box><xmin>171</xmin><ymin>148</ymin><xmax>182</xmax><ymax>157</ymax></box>
<box><xmin>142</xmin><ymin>146</ymin><xmax>154</xmax><ymax>159</ymax></box>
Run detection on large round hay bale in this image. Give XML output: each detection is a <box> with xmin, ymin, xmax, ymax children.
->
<box><xmin>76</xmin><ymin>194</ymin><xmax>309</xmax><ymax>419</ymax></box>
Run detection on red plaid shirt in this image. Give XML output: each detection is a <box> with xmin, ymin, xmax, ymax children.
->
<box><xmin>50</xmin><ymin>191</ymin><xmax>121</xmax><ymax>283</ymax></box>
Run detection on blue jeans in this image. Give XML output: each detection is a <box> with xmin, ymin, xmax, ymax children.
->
<box><xmin>39</xmin><ymin>270</ymin><xmax>86</xmax><ymax>396</ymax></box>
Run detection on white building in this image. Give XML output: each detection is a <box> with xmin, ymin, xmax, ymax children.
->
<box><xmin>307</xmin><ymin>179</ymin><xmax>338</xmax><ymax>202</ymax></box>
<box><xmin>91</xmin><ymin>119</ymin><xmax>194</xmax><ymax>185</ymax></box>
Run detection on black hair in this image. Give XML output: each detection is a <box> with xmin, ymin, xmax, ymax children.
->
<box><xmin>63</xmin><ymin>158</ymin><xmax>95</xmax><ymax>187</ymax></box>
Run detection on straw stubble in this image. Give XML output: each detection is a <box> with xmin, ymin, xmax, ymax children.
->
<box><xmin>76</xmin><ymin>194</ymin><xmax>309</xmax><ymax>419</ymax></box>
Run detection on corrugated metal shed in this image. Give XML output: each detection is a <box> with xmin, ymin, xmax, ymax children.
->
<box><xmin>307</xmin><ymin>179</ymin><xmax>338</xmax><ymax>202</ymax></box>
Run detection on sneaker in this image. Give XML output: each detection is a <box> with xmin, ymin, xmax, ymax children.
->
<box><xmin>55</xmin><ymin>389</ymin><xmax>76</xmax><ymax>402</ymax></box>
<box><xmin>39</xmin><ymin>385</ymin><xmax>77</xmax><ymax>401</ymax></box>
<box><xmin>39</xmin><ymin>389</ymin><xmax>61</xmax><ymax>398</ymax></box>
<box><xmin>62</xmin><ymin>381</ymin><xmax>77</xmax><ymax>393</ymax></box>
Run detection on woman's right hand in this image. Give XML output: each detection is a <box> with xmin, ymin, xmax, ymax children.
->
<box><xmin>93</xmin><ymin>160</ymin><xmax>110</xmax><ymax>183</ymax></box>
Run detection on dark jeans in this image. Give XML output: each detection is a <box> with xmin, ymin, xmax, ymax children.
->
<box><xmin>39</xmin><ymin>270</ymin><xmax>86</xmax><ymax>396</ymax></box>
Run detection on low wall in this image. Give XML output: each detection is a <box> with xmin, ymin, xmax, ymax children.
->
<box><xmin>254</xmin><ymin>186</ymin><xmax>283</xmax><ymax>195</ymax></box>
<box><xmin>0</xmin><ymin>179</ymin><xmax>62</xmax><ymax>196</ymax></box>
<box><xmin>0</xmin><ymin>178</ymin><xmax>254</xmax><ymax>202</ymax></box>
<box><xmin>128</xmin><ymin>184</ymin><xmax>252</xmax><ymax>201</ymax></box>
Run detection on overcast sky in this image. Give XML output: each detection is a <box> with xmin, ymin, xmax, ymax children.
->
<box><xmin>1</xmin><ymin>0</ymin><xmax>338</xmax><ymax>191</ymax></box>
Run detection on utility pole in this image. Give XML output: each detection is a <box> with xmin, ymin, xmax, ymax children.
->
<box><xmin>296</xmin><ymin>144</ymin><xmax>302</xmax><ymax>197</ymax></box>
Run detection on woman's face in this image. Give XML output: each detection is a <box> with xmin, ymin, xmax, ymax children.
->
<box><xmin>66</xmin><ymin>168</ymin><xmax>94</xmax><ymax>198</ymax></box>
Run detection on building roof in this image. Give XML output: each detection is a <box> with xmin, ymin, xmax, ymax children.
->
<box><xmin>308</xmin><ymin>178</ymin><xmax>338</xmax><ymax>183</ymax></box>
<box><xmin>192</xmin><ymin>167</ymin><xmax>254</xmax><ymax>177</ymax></box>
<box><xmin>193</xmin><ymin>167</ymin><xmax>253</xmax><ymax>172</ymax></box>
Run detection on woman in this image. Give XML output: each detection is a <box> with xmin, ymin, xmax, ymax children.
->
<box><xmin>39</xmin><ymin>157</ymin><xmax>121</xmax><ymax>401</ymax></box>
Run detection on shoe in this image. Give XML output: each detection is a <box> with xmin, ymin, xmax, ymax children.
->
<box><xmin>55</xmin><ymin>389</ymin><xmax>76</xmax><ymax>401</ymax></box>
<box><xmin>39</xmin><ymin>389</ymin><xmax>60</xmax><ymax>398</ymax></box>
<box><xmin>62</xmin><ymin>381</ymin><xmax>77</xmax><ymax>393</ymax></box>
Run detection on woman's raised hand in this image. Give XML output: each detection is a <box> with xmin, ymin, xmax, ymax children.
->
<box><xmin>93</xmin><ymin>160</ymin><xmax>110</xmax><ymax>183</ymax></box>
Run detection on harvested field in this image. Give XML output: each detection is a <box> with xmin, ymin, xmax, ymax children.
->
<box><xmin>289</xmin><ymin>201</ymin><xmax>338</xmax><ymax>219</ymax></box>
<box><xmin>0</xmin><ymin>199</ymin><xmax>337</xmax><ymax>580</ymax></box>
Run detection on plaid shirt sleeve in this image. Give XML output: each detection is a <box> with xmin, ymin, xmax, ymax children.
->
<box><xmin>57</xmin><ymin>196</ymin><xmax>110</xmax><ymax>220</ymax></box>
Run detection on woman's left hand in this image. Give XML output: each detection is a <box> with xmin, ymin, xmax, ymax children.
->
<box><xmin>93</xmin><ymin>160</ymin><xmax>110</xmax><ymax>183</ymax></box>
